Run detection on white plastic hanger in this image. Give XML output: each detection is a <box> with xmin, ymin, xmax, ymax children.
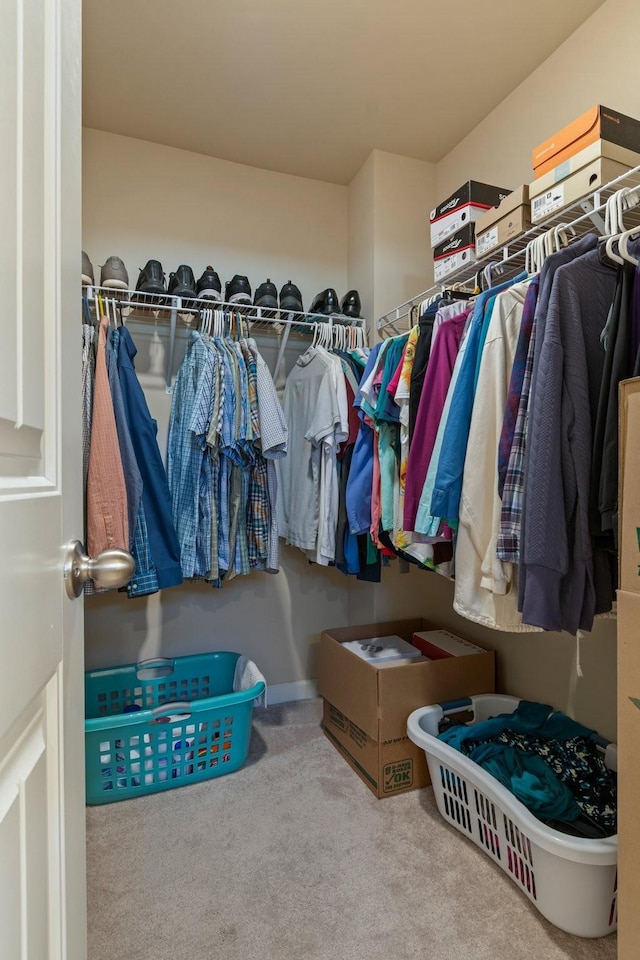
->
<box><xmin>618</xmin><ymin>226</ymin><xmax>640</xmax><ymax>266</ymax></box>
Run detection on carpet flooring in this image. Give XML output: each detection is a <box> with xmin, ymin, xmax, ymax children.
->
<box><xmin>86</xmin><ymin>699</ymin><xmax>617</xmax><ymax>960</ymax></box>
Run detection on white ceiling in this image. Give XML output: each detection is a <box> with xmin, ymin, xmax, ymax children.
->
<box><xmin>83</xmin><ymin>0</ymin><xmax>605</xmax><ymax>185</ymax></box>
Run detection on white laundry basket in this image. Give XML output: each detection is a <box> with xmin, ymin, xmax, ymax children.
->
<box><xmin>407</xmin><ymin>695</ymin><xmax>617</xmax><ymax>938</ymax></box>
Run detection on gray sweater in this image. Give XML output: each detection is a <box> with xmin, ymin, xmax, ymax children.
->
<box><xmin>520</xmin><ymin>248</ymin><xmax>616</xmax><ymax>634</ymax></box>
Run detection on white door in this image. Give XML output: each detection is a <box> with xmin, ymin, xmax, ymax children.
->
<box><xmin>0</xmin><ymin>0</ymin><xmax>85</xmax><ymax>957</ymax></box>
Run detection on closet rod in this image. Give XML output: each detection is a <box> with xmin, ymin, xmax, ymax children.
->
<box><xmin>378</xmin><ymin>160</ymin><xmax>640</xmax><ymax>336</ymax></box>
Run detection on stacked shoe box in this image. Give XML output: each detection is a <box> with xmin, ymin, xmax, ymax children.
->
<box><xmin>529</xmin><ymin>105</ymin><xmax>640</xmax><ymax>223</ymax></box>
<box><xmin>430</xmin><ymin>181</ymin><xmax>511</xmax><ymax>282</ymax></box>
<box><xmin>474</xmin><ymin>186</ymin><xmax>532</xmax><ymax>258</ymax></box>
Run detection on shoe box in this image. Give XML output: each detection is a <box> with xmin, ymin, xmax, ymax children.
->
<box><xmin>532</xmin><ymin>104</ymin><xmax>640</xmax><ymax>179</ymax></box>
<box><xmin>475</xmin><ymin>186</ymin><xmax>531</xmax><ymax>258</ymax></box>
<box><xmin>430</xmin><ymin>180</ymin><xmax>511</xmax><ymax>248</ymax></box>
<box><xmin>529</xmin><ymin>139</ymin><xmax>640</xmax><ymax>223</ymax></box>
<box><xmin>432</xmin><ymin>223</ymin><xmax>477</xmax><ymax>282</ymax></box>
<box><xmin>317</xmin><ymin>618</ymin><xmax>495</xmax><ymax>798</ymax></box>
<box><xmin>616</xmin><ymin>377</ymin><xmax>640</xmax><ymax>958</ymax></box>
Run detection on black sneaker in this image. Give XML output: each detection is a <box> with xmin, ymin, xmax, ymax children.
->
<box><xmin>225</xmin><ymin>275</ymin><xmax>252</xmax><ymax>305</ymax></box>
<box><xmin>311</xmin><ymin>288</ymin><xmax>340</xmax><ymax>315</ymax></box>
<box><xmin>168</xmin><ymin>264</ymin><xmax>197</xmax><ymax>299</ymax></box>
<box><xmin>254</xmin><ymin>278</ymin><xmax>278</xmax><ymax>310</ymax></box>
<box><xmin>279</xmin><ymin>280</ymin><xmax>303</xmax><ymax>313</ymax></box>
<box><xmin>196</xmin><ymin>265</ymin><xmax>222</xmax><ymax>301</ymax></box>
<box><xmin>136</xmin><ymin>260</ymin><xmax>166</xmax><ymax>296</ymax></box>
<box><xmin>341</xmin><ymin>289</ymin><xmax>361</xmax><ymax>318</ymax></box>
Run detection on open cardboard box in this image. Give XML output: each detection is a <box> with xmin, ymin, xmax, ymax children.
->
<box><xmin>317</xmin><ymin>618</ymin><xmax>495</xmax><ymax>798</ymax></box>
<box><xmin>617</xmin><ymin>378</ymin><xmax>640</xmax><ymax>959</ymax></box>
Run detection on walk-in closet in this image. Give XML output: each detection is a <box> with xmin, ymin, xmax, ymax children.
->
<box><xmin>2</xmin><ymin>0</ymin><xmax>640</xmax><ymax>958</ymax></box>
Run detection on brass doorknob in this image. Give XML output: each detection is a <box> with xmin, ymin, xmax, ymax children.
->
<box><xmin>63</xmin><ymin>539</ymin><xmax>135</xmax><ymax>599</ymax></box>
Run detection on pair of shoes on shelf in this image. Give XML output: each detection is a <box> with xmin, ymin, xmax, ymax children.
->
<box><xmin>310</xmin><ymin>288</ymin><xmax>361</xmax><ymax>318</ymax></box>
<box><xmin>82</xmin><ymin>252</ymin><xmax>129</xmax><ymax>289</ymax></box>
<box><xmin>253</xmin><ymin>279</ymin><xmax>304</xmax><ymax>313</ymax></box>
<box><xmin>135</xmin><ymin>262</ymin><xmax>223</xmax><ymax>300</ymax></box>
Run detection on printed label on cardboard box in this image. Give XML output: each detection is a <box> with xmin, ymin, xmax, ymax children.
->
<box><xmin>532</xmin><ymin>184</ymin><xmax>565</xmax><ymax>221</ymax></box>
<box><xmin>382</xmin><ymin>758</ymin><xmax>414</xmax><ymax>793</ymax></box>
<box><xmin>476</xmin><ymin>226</ymin><xmax>499</xmax><ymax>256</ymax></box>
<box><xmin>328</xmin><ymin>703</ymin><xmax>348</xmax><ymax>733</ymax></box>
<box><xmin>349</xmin><ymin>720</ymin><xmax>368</xmax><ymax>749</ymax></box>
<box><xmin>434</xmin><ymin>249</ymin><xmax>475</xmax><ymax>282</ymax></box>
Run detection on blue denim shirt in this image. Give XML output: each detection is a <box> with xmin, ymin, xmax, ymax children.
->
<box><xmin>117</xmin><ymin>326</ymin><xmax>182</xmax><ymax>589</ymax></box>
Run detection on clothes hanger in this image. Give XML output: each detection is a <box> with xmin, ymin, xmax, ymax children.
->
<box><xmin>618</xmin><ymin>226</ymin><xmax>640</xmax><ymax>266</ymax></box>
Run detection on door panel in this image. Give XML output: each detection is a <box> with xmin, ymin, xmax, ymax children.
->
<box><xmin>0</xmin><ymin>0</ymin><xmax>84</xmax><ymax>956</ymax></box>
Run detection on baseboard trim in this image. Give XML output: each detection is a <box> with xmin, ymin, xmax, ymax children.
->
<box><xmin>268</xmin><ymin>680</ymin><xmax>318</xmax><ymax>706</ymax></box>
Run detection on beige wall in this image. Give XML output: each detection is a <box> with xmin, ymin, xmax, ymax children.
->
<box><xmin>83</xmin><ymin>128</ymin><xmax>348</xmax><ymax>316</ymax></box>
<box><xmin>436</xmin><ymin>0</ymin><xmax>640</xmax><ymax>197</ymax></box>
<box><xmin>371</xmin><ymin>150</ymin><xmax>436</xmax><ymax>321</ymax></box>
<box><xmin>82</xmin><ymin>128</ymin><xmax>350</xmax><ymax>685</ymax></box>
<box><xmin>348</xmin><ymin>150</ymin><xmax>436</xmax><ymax>334</ymax></box>
<box><xmin>347</xmin><ymin>152</ymin><xmax>375</xmax><ymax>328</ymax></box>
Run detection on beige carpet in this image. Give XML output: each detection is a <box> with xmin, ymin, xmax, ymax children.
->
<box><xmin>86</xmin><ymin>699</ymin><xmax>617</xmax><ymax>960</ymax></box>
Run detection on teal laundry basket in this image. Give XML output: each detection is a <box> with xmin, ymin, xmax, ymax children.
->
<box><xmin>85</xmin><ymin>652</ymin><xmax>265</xmax><ymax>805</ymax></box>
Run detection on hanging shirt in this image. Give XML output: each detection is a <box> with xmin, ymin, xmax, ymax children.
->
<box><xmin>374</xmin><ymin>335</ymin><xmax>407</xmax><ymax>533</ymax></box>
<box><xmin>496</xmin><ymin>311</ymin><xmax>538</xmax><ymax>565</ymax></box>
<box><xmin>116</xmin><ymin>325</ymin><xmax>182</xmax><ymax>589</ymax></box>
<box><xmin>250</xmin><ymin>340</ymin><xmax>288</xmax><ymax>574</ymax></box>
<box><xmin>81</xmin><ymin>320</ymin><xmax>95</xmax><ymax>506</ymax></box>
<box><xmin>276</xmin><ymin>347</ymin><xmax>342</xmax><ymax>551</ymax></box>
<box><xmin>346</xmin><ymin>343</ymin><xmax>382</xmax><ymax>537</ymax></box>
<box><xmin>520</xmin><ymin>250</ymin><xmax>616</xmax><ymax>634</ymax></box>
<box><xmin>86</xmin><ymin>315</ymin><xmax>129</xmax><ymax>557</ymax></box>
<box><xmin>430</xmin><ymin>273</ymin><xmax>528</xmax><ymax>528</ymax></box>
<box><xmin>497</xmin><ymin>278</ymin><xmax>539</xmax><ymax>498</ymax></box>
<box><xmin>313</xmin><ymin>350</ymin><xmax>349</xmax><ymax>565</ymax></box>
<box><xmin>404</xmin><ymin>309</ymin><xmax>470</xmax><ymax>531</ymax></box>
<box><xmin>107</xmin><ymin>332</ymin><xmax>143</xmax><ymax>549</ymax></box>
<box><xmin>517</xmin><ymin>234</ymin><xmax>598</xmax><ymax>614</ymax></box>
<box><xmin>167</xmin><ymin>331</ymin><xmax>213</xmax><ymax>580</ymax></box>
<box><xmin>453</xmin><ymin>280</ymin><xmax>539</xmax><ymax>632</ymax></box>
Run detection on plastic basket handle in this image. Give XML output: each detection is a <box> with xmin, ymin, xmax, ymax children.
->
<box><xmin>136</xmin><ymin>657</ymin><xmax>174</xmax><ymax>680</ymax></box>
<box><xmin>438</xmin><ymin>697</ymin><xmax>473</xmax><ymax>716</ymax></box>
<box><xmin>150</xmin><ymin>702</ymin><xmax>192</xmax><ymax>722</ymax></box>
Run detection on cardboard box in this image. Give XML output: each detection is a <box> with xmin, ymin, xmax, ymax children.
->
<box><xmin>433</xmin><ymin>224</ymin><xmax>477</xmax><ymax>282</ymax></box>
<box><xmin>616</xmin><ymin>589</ymin><xmax>640</xmax><ymax>959</ymax></box>
<box><xmin>317</xmin><ymin>618</ymin><xmax>495</xmax><ymax>798</ymax></box>
<box><xmin>532</xmin><ymin>104</ymin><xmax>640</xmax><ymax>178</ymax></box>
<box><xmin>429</xmin><ymin>180</ymin><xmax>511</xmax><ymax>247</ymax></box>
<box><xmin>617</xmin><ymin>378</ymin><xmax>640</xmax><ymax>957</ymax></box>
<box><xmin>474</xmin><ymin>185</ymin><xmax>531</xmax><ymax>257</ymax></box>
<box><xmin>619</xmin><ymin>379</ymin><xmax>640</xmax><ymax>594</ymax></box>
<box><xmin>529</xmin><ymin>158</ymin><xmax>632</xmax><ymax>224</ymax></box>
<box><xmin>412</xmin><ymin>629</ymin><xmax>486</xmax><ymax>660</ymax></box>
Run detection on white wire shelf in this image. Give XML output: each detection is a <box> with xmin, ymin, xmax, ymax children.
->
<box><xmin>82</xmin><ymin>285</ymin><xmax>368</xmax><ymax>390</ymax></box>
<box><xmin>83</xmin><ymin>285</ymin><xmax>367</xmax><ymax>334</ymax></box>
<box><xmin>378</xmin><ymin>161</ymin><xmax>640</xmax><ymax>336</ymax></box>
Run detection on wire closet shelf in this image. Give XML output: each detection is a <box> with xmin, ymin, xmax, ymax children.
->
<box><xmin>377</xmin><ymin>162</ymin><xmax>640</xmax><ymax>336</ymax></box>
<box><xmin>83</xmin><ymin>285</ymin><xmax>368</xmax><ymax>388</ymax></box>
